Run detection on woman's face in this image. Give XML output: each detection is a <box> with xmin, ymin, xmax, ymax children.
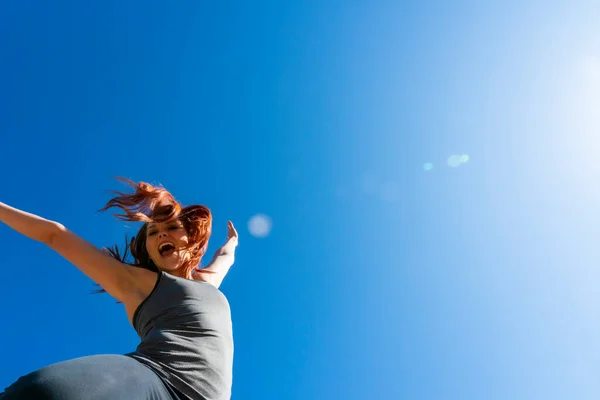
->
<box><xmin>145</xmin><ymin>218</ymin><xmax>190</xmax><ymax>273</ymax></box>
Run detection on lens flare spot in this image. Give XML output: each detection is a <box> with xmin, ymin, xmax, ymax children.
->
<box><xmin>248</xmin><ymin>214</ymin><xmax>272</xmax><ymax>238</ymax></box>
<box><xmin>447</xmin><ymin>154</ymin><xmax>463</xmax><ymax>168</ymax></box>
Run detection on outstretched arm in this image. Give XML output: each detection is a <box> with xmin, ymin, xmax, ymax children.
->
<box><xmin>0</xmin><ymin>202</ymin><xmax>60</xmax><ymax>243</ymax></box>
<box><xmin>0</xmin><ymin>201</ymin><xmax>138</xmax><ymax>302</ymax></box>
<box><xmin>193</xmin><ymin>221</ymin><xmax>238</xmax><ymax>288</ymax></box>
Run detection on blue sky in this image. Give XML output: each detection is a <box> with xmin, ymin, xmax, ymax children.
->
<box><xmin>1</xmin><ymin>1</ymin><xmax>600</xmax><ymax>399</ymax></box>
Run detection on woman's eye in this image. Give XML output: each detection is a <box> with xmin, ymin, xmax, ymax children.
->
<box><xmin>169</xmin><ymin>226</ymin><xmax>180</xmax><ymax>230</ymax></box>
<box><xmin>148</xmin><ymin>231</ymin><xmax>156</xmax><ymax>236</ymax></box>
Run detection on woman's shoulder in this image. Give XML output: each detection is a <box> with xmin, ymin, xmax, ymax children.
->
<box><xmin>123</xmin><ymin>267</ymin><xmax>161</xmax><ymax>325</ymax></box>
<box><xmin>129</xmin><ymin>267</ymin><xmax>161</xmax><ymax>295</ymax></box>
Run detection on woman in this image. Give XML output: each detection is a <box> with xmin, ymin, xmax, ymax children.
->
<box><xmin>0</xmin><ymin>178</ymin><xmax>237</xmax><ymax>400</ymax></box>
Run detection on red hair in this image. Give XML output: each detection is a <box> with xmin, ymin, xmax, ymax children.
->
<box><xmin>98</xmin><ymin>177</ymin><xmax>213</xmax><ymax>278</ymax></box>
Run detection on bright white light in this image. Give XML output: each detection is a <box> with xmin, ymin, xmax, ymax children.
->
<box><xmin>248</xmin><ymin>214</ymin><xmax>272</xmax><ymax>238</ymax></box>
<box><xmin>447</xmin><ymin>154</ymin><xmax>469</xmax><ymax>168</ymax></box>
<box><xmin>447</xmin><ymin>154</ymin><xmax>463</xmax><ymax>167</ymax></box>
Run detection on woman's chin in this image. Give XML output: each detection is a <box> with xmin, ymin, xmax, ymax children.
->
<box><xmin>157</xmin><ymin>262</ymin><xmax>182</xmax><ymax>272</ymax></box>
<box><xmin>155</xmin><ymin>256</ymin><xmax>183</xmax><ymax>272</ymax></box>
<box><xmin>153</xmin><ymin>251</ymin><xmax>190</xmax><ymax>275</ymax></box>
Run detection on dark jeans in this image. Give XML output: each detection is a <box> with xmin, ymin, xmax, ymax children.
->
<box><xmin>0</xmin><ymin>354</ymin><xmax>183</xmax><ymax>400</ymax></box>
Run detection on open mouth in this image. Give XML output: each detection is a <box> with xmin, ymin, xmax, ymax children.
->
<box><xmin>158</xmin><ymin>242</ymin><xmax>176</xmax><ymax>257</ymax></box>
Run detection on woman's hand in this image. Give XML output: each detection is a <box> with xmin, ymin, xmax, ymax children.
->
<box><xmin>211</xmin><ymin>220</ymin><xmax>238</xmax><ymax>258</ymax></box>
<box><xmin>224</xmin><ymin>220</ymin><xmax>238</xmax><ymax>247</ymax></box>
<box><xmin>192</xmin><ymin>221</ymin><xmax>238</xmax><ymax>285</ymax></box>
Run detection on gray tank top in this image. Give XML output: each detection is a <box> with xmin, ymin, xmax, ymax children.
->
<box><xmin>126</xmin><ymin>271</ymin><xmax>234</xmax><ymax>400</ymax></box>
